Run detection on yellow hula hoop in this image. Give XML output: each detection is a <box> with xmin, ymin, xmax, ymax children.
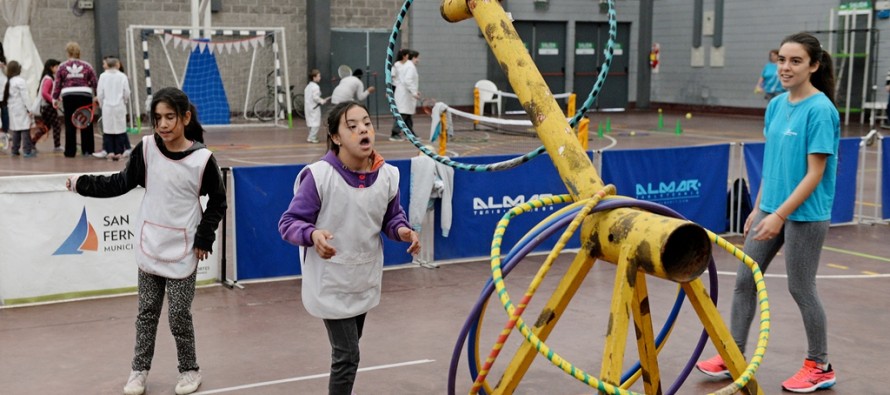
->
<box><xmin>481</xmin><ymin>192</ymin><xmax>771</xmax><ymax>394</ymax></box>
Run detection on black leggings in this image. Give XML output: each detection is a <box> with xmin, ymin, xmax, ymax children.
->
<box><xmin>62</xmin><ymin>94</ymin><xmax>95</xmax><ymax>157</ymax></box>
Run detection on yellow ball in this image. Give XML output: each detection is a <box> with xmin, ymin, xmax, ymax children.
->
<box><xmin>685</xmin><ymin>112</ymin><xmax>692</xmax><ymax>119</ymax></box>
<box><xmin>629</xmin><ymin>131</ymin><xmax>636</xmax><ymax>136</ymax></box>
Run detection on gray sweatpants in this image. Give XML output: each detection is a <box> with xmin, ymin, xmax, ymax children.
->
<box><xmin>730</xmin><ymin>209</ymin><xmax>830</xmax><ymax>364</ymax></box>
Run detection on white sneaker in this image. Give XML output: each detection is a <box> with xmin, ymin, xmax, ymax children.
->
<box><xmin>123</xmin><ymin>149</ymin><xmax>132</xmax><ymax>157</ymax></box>
<box><xmin>123</xmin><ymin>370</ymin><xmax>148</xmax><ymax>395</ymax></box>
<box><xmin>92</xmin><ymin>150</ymin><xmax>108</xmax><ymax>158</ymax></box>
<box><xmin>175</xmin><ymin>370</ymin><xmax>202</xmax><ymax>394</ymax></box>
<box><xmin>415</xmin><ymin>260</ymin><xmax>440</xmax><ymax>269</ymax></box>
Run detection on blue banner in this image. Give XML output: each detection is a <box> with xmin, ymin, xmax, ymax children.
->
<box><xmin>601</xmin><ymin>144</ymin><xmax>731</xmax><ymax>232</ymax></box>
<box><xmin>232</xmin><ymin>154</ymin><xmax>585</xmax><ymax>280</ymax></box>
<box><xmin>743</xmin><ymin>137</ymin><xmax>859</xmax><ymax>224</ymax></box>
<box><xmin>436</xmin><ymin>153</ymin><xmax>582</xmax><ymax>262</ymax></box>
<box><xmin>233</xmin><ymin>165</ymin><xmax>303</xmax><ymax>280</ymax></box>
<box><xmin>883</xmin><ymin>137</ymin><xmax>890</xmax><ymax>219</ymax></box>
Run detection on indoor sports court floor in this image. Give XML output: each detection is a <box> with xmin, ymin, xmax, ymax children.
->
<box><xmin>1</xmin><ymin>109</ymin><xmax>889</xmax><ymax>394</ymax></box>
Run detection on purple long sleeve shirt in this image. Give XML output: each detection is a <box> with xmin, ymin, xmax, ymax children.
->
<box><xmin>278</xmin><ymin>151</ymin><xmax>410</xmax><ymax>247</ymax></box>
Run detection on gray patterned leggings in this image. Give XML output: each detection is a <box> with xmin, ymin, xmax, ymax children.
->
<box><xmin>730</xmin><ymin>210</ymin><xmax>830</xmax><ymax>364</ymax></box>
<box><xmin>132</xmin><ymin>269</ymin><xmax>199</xmax><ymax>373</ymax></box>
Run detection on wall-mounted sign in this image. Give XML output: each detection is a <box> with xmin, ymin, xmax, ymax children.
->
<box><xmin>575</xmin><ymin>42</ymin><xmax>595</xmax><ymax>55</ymax></box>
<box><xmin>538</xmin><ymin>41</ymin><xmax>559</xmax><ymax>55</ymax></box>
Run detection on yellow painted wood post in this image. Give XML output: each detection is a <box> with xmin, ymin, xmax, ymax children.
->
<box><xmin>440</xmin><ymin>3</ymin><xmax>739</xmax><ymax>395</ymax></box>
<box><xmin>492</xmin><ymin>250</ymin><xmax>598</xmax><ymax>395</ymax></box>
<box><xmin>443</xmin><ymin>0</ymin><xmax>604</xmax><ymax>199</ymax></box>
<box><xmin>567</xmin><ymin>93</ymin><xmax>577</xmax><ymax>118</ymax></box>
<box><xmin>439</xmin><ymin>112</ymin><xmax>448</xmax><ymax>156</ymax></box>
<box><xmin>682</xmin><ymin>280</ymin><xmax>763</xmax><ymax>395</ymax></box>
<box><xmin>474</xmin><ymin>87</ymin><xmax>480</xmax><ymax>126</ymax></box>
<box><xmin>600</xmin><ymin>245</ymin><xmax>635</xmax><ymax>385</ymax></box>
<box><xmin>578</xmin><ymin>117</ymin><xmax>589</xmax><ymax>150</ymax></box>
<box><xmin>631</xmin><ymin>271</ymin><xmax>662</xmax><ymax>394</ymax></box>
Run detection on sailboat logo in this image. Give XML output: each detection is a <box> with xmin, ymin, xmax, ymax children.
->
<box><xmin>54</xmin><ymin>207</ymin><xmax>99</xmax><ymax>255</ymax></box>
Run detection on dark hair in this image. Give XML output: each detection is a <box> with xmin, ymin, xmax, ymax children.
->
<box><xmin>186</xmin><ymin>103</ymin><xmax>205</xmax><ymax>143</ymax></box>
<box><xmin>352</xmin><ymin>68</ymin><xmax>363</xmax><ymax>78</ymax></box>
<box><xmin>150</xmin><ymin>87</ymin><xmax>203</xmax><ymax>142</ymax></box>
<box><xmin>408</xmin><ymin>50</ymin><xmax>420</xmax><ymax>60</ymax></box>
<box><xmin>2</xmin><ymin>61</ymin><xmax>21</xmax><ymax>106</ymax></box>
<box><xmin>38</xmin><ymin>59</ymin><xmax>61</xmax><ymax>95</ymax></box>
<box><xmin>103</xmin><ymin>55</ymin><xmax>124</xmax><ymax>74</ymax></box>
<box><xmin>397</xmin><ymin>49</ymin><xmax>410</xmax><ymax>61</ymax></box>
<box><xmin>0</xmin><ymin>42</ymin><xmax>6</xmax><ymax>64</ymax></box>
<box><xmin>41</xmin><ymin>59</ymin><xmax>61</xmax><ymax>79</ymax></box>
<box><xmin>308</xmin><ymin>68</ymin><xmax>320</xmax><ymax>82</ymax></box>
<box><xmin>325</xmin><ymin>101</ymin><xmax>370</xmax><ymax>154</ymax></box>
<box><xmin>781</xmin><ymin>32</ymin><xmax>836</xmax><ymax>105</ymax></box>
<box><xmin>6</xmin><ymin>60</ymin><xmax>21</xmax><ymax>78</ymax></box>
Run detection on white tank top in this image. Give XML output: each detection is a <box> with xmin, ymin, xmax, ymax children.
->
<box><xmin>135</xmin><ymin>136</ymin><xmax>212</xmax><ymax>279</ymax></box>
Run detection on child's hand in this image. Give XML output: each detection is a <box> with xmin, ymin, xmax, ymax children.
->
<box><xmin>398</xmin><ymin>227</ymin><xmax>420</xmax><ymax>256</ymax></box>
<box><xmin>65</xmin><ymin>176</ymin><xmax>79</xmax><ymax>192</ymax></box>
<box><xmin>311</xmin><ymin>229</ymin><xmax>337</xmax><ymax>259</ymax></box>
<box><xmin>194</xmin><ymin>248</ymin><xmax>209</xmax><ymax>261</ymax></box>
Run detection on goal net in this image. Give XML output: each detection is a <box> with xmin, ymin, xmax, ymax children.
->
<box><xmin>126</xmin><ymin>25</ymin><xmax>292</xmax><ymax>128</ymax></box>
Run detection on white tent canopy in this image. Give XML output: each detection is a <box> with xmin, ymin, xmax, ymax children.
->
<box><xmin>1</xmin><ymin>0</ymin><xmax>42</xmax><ymax>100</ymax></box>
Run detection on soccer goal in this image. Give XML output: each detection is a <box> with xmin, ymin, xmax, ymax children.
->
<box><xmin>125</xmin><ymin>25</ymin><xmax>293</xmax><ymax>128</ymax></box>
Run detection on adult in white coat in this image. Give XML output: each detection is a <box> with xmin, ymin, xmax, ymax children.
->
<box><xmin>389</xmin><ymin>49</ymin><xmax>410</xmax><ymax>140</ymax></box>
<box><xmin>304</xmin><ymin>69</ymin><xmax>328</xmax><ymax>143</ymax></box>
<box><xmin>392</xmin><ymin>50</ymin><xmax>420</xmax><ymax>141</ymax></box>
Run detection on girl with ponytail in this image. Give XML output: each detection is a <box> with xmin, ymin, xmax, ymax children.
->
<box><xmin>697</xmin><ymin>32</ymin><xmax>840</xmax><ymax>393</ymax></box>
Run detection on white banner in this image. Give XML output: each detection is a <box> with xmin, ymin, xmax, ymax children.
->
<box><xmin>0</xmin><ymin>174</ymin><xmax>220</xmax><ymax>305</ymax></box>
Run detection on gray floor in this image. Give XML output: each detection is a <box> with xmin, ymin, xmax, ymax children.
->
<box><xmin>1</xmin><ymin>110</ymin><xmax>888</xmax><ymax>394</ymax></box>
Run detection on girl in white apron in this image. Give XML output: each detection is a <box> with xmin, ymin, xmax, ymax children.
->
<box><xmin>67</xmin><ymin>87</ymin><xmax>227</xmax><ymax>395</ymax></box>
<box><xmin>279</xmin><ymin>101</ymin><xmax>420</xmax><ymax>395</ymax></box>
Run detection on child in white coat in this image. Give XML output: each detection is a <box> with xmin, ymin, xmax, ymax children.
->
<box><xmin>304</xmin><ymin>69</ymin><xmax>328</xmax><ymax>143</ymax></box>
<box><xmin>3</xmin><ymin>61</ymin><xmax>34</xmax><ymax>157</ymax></box>
<box><xmin>95</xmin><ymin>57</ymin><xmax>131</xmax><ymax>160</ymax></box>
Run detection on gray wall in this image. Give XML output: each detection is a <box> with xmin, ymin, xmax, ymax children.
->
<box><xmin>410</xmin><ymin>0</ymin><xmax>642</xmax><ymax>107</ymax></box>
<box><xmin>650</xmin><ymin>0</ymin><xmax>840</xmax><ymax>109</ymax></box>
<box><xmin>8</xmin><ymin>0</ymin><xmax>890</xmax><ymax>112</ymax></box>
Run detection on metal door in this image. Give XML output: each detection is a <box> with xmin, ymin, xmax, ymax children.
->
<box><xmin>487</xmin><ymin>21</ymin><xmax>567</xmax><ymax>113</ymax></box>
<box><xmin>574</xmin><ymin>22</ymin><xmax>630</xmax><ymax>110</ymax></box>
<box><xmin>331</xmin><ymin>30</ymin><xmax>390</xmax><ymax>116</ymax></box>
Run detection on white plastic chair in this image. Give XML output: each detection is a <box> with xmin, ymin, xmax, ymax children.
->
<box><xmin>475</xmin><ymin>79</ymin><xmax>502</xmax><ymax>116</ymax></box>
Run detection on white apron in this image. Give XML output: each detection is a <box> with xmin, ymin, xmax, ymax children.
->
<box><xmin>135</xmin><ymin>136</ymin><xmax>212</xmax><ymax>279</ymax></box>
<box><xmin>297</xmin><ymin>161</ymin><xmax>400</xmax><ymax>319</ymax></box>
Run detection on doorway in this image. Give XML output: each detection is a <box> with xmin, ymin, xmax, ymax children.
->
<box><xmin>574</xmin><ymin>22</ymin><xmax>630</xmax><ymax>110</ymax></box>
<box><xmin>487</xmin><ymin>21</ymin><xmax>567</xmax><ymax>113</ymax></box>
<box><xmin>331</xmin><ymin>29</ymin><xmax>391</xmax><ymax>116</ymax></box>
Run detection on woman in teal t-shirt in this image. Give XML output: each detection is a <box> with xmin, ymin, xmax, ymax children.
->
<box><xmin>697</xmin><ymin>32</ymin><xmax>840</xmax><ymax>394</ymax></box>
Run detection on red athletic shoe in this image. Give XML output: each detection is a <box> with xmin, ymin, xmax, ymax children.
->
<box><xmin>781</xmin><ymin>359</ymin><xmax>836</xmax><ymax>393</ymax></box>
<box><xmin>696</xmin><ymin>354</ymin><xmax>731</xmax><ymax>378</ymax></box>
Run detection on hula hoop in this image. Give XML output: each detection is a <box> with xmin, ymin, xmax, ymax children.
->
<box><xmin>479</xmin><ymin>193</ymin><xmax>770</xmax><ymax>395</ymax></box>
<box><xmin>383</xmin><ymin>0</ymin><xmax>617</xmax><ymax>172</ymax></box>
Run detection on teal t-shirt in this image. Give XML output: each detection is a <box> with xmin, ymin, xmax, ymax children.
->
<box><xmin>761</xmin><ymin>92</ymin><xmax>839</xmax><ymax>221</ymax></box>
<box><xmin>761</xmin><ymin>63</ymin><xmax>785</xmax><ymax>95</ymax></box>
